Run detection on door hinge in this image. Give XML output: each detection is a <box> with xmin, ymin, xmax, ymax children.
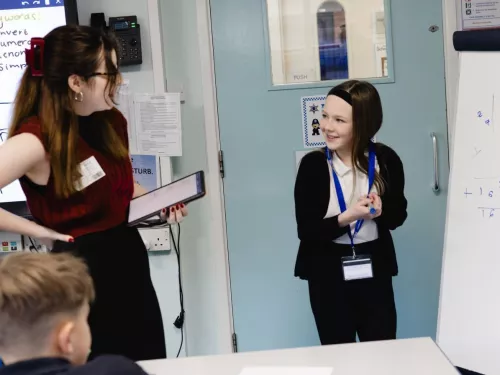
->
<box><xmin>219</xmin><ymin>150</ymin><xmax>225</xmax><ymax>178</ymax></box>
<box><xmin>232</xmin><ymin>332</ymin><xmax>238</xmax><ymax>352</ymax></box>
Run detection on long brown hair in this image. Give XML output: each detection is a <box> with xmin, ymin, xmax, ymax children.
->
<box><xmin>327</xmin><ymin>80</ymin><xmax>385</xmax><ymax>194</ymax></box>
<box><xmin>8</xmin><ymin>25</ymin><xmax>128</xmax><ymax>198</ymax></box>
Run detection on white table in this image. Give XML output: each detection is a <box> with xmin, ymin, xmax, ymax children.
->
<box><xmin>139</xmin><ymin>337</ymin><xmax>459</xmax><ymax>375</ymax></box>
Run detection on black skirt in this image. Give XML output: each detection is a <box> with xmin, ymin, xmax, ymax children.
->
<box><xmin>53</xmin><ymin>223</ymin><xmax>166</xmax><ymax>361</ymax></box>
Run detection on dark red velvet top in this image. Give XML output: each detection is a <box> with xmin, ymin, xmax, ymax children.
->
<box><xmin>15</xmin><ymin>109</ymin><xmax>134</xmax><ymax>238</ymax></box>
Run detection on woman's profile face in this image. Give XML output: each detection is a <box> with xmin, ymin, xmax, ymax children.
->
<box><xmin>69</xmin><ymin>49</ymin><xmax>121</xmax><ymax>116</ymax></box>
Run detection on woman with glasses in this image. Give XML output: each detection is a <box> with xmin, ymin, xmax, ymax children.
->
<box><xmin>0</xmin><ymin>25</ymin><xmax>186</xmax><ymax>361</ymax></box>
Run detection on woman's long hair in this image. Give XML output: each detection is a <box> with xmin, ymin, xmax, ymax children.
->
<box><xmin>8</xmin><ymin>25</ymin><xmax>128</xmax><ymax>198</ymax></box>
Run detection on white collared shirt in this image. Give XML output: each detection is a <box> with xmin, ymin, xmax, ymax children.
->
<box><xmin>324</xmin><ymin>152</ymin><xmax>379</xmax><ymax>245</ymax></box>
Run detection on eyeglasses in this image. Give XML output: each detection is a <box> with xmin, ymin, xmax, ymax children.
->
<box><xmin>84</xmin><ymin>72</ymin><xmax>120</xmax><ymax>79</ymax></box>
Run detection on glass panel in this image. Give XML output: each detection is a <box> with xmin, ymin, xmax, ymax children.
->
<box><xmin>266</xmin><ymin>0</ymin><xmax>390</xmax><ymax>85</ymax></box>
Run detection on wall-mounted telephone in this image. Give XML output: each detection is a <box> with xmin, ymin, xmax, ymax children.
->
<box><xmin>109</xmin><ymin>16</ymin><xmax>143</xmax><ymax>66</ymax></box>
<box><xmin>90</xmin><ymin>13</ymin><xmax>142</xmax><ymax>67</ymax></box>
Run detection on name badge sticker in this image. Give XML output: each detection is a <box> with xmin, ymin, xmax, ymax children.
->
<box><xmin>76</xmin><ymin>156</ymin><xmax>106</xmax><ymax>191</ymax></box>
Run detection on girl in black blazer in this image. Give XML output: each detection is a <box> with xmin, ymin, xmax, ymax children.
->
<box><xmin>294</xmin><ymin>80</ymin><xmax>407</xmax><ymax>345</ymax></box>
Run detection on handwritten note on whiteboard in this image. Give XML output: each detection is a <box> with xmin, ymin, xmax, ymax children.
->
<box><xmin>0</xmin><ymin>104</ymin><xmax>25</xmax><ymax>203</ymax></box>
<box><xmin>0</xmin><ymin>1</ymin><xmax>69</xmax><ymax>204</ymax></box>
<box><xmin>0</xmin><ymin>3</ymin><xmax>68</xmax><ymax>103</ymax></box>
<box><xmin>438</xmin><ymin>51</ymin><xmax>500</xmax><ymax>375</ymax></box>
<box><xmin>453</xmin><ymin>93</ymin><xmax>500</xmax><ymax>218</ymax></box>
<box><xmin>133</xmin><ymin>93</ymin><xmax>182</xmax><ymax>156</ymax></box>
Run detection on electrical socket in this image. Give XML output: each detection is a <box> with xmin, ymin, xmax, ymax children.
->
<box><xmin>23</xmin><ymin>237</ymin><xmax>48</xmax><ymax>252</ymax></box>
<box><xmin>138</xmin><ymin>228</ymin><xmax>171</xmax><ymax>252</ymax></box>
<box><xmin>0</xmin><ymin>232</ymin><xmax>23</xmax><ymax>253</ymax></box>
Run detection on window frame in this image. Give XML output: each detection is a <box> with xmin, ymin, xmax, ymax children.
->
<box><xmin>261</xmin><ymin>0</ymin><xmax>395</xmax><ymax>91</ymax></box>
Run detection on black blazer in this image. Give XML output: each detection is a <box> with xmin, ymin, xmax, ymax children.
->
<box><xmin>293</xmin><ymin>143</ymin><xmax>408</xmax><ymax>280</ymax></box>
<box><xmin>0</xmin><ymin>356</ymin><xmax>147</xmax><ymax>375</ymax></box>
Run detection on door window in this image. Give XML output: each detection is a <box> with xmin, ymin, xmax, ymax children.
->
<box><xmin>265</xmin><ymin>0</ymin><xmax>392</xmax><ymax>87</ymax></box>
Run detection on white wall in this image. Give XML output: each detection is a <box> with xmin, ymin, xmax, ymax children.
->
<box><xmin>267</xmin><ymin>0</ymin><xmax>385</xmax><ymax>84</ymax></box>
<box><xmin>78</xmin><ymin>2</ymin><xmax>154</xmax><ymax>94</ymax></box>
<box><xmin>77</xmin><ymin>0</ymin><xmax>185</xmax><ymax>358</ymax></box>
<box><xmin>158</xmin><ymin>0</ymin><xmax>234</xmax><ymax>356</ymax></box>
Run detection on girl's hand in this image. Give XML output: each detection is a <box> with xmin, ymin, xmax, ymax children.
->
<box><xmin>368</xmin><ymin>193</ymin><xmax>382</xmax><ymax>219</ymax></box>
<box><xmin>338</xmin><ymin>197</ymin><xmax>372</xmax><ymax>226</ymax></box>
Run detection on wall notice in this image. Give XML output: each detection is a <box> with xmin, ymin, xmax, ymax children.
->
<box><xmin>461</xmin><ymin>0</ymin><xmax>500</xmax><ymax>30</ymax></box>
<box><xmin>131</xmin><ymin>154</ymin><xmax>160</xmax><ymax>192</ymax></box>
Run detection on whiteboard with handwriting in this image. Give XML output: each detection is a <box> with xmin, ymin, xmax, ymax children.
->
<box><xmin>437</xmin><ymin>52</ymin><xmax>500</xmax><ymax>375</ymax></box>
<box><xmin>0</xmin><ymin>1</ymin><xmax>68</xmax><ymax>204</ymax></box>
<box><xmin>0</xmin><ymin>4</ymin><xmax>67</xmax><ymax>102</ymax></box>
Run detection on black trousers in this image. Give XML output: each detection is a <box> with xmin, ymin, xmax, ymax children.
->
<box><xmin>53</xmin><ymin>223</ymin><xmax>166</xmax><ymax>361</ymax></box>
<box><xmin>308</xmin><ymin>276</ymin><xmax>397</xmax><ymax>345</ymax></box>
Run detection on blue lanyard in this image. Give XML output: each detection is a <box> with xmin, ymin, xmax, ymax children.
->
<box><xmin>327</xmin><ymin>143</ymin><xmax>376</xmax><ymax>253</ymax></box>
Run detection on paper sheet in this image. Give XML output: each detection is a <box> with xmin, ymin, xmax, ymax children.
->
<box><xmin>461</xmin><ymin>0</ymin><xmax>500</xmax><ymax>30</ymax></box>
<box><xmin>133</xmin><ymin>93</ymin><xmax>182</xmax><ymax>156</ymax></box>
<box><xmin>239</xmin><ymin>367</ymin><xmax>333</xmax><ymax>375</ymax></box>
<box><xmin>115</xmin><ymin>79</ymin><xmax>138</xmax><ymax>152</ymax></box>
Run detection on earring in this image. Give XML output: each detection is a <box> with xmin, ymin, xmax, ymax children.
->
<box><xmin>74</xmin><ymin>92</ymin><xmax>84</xmax><ymax>102</ymax></box>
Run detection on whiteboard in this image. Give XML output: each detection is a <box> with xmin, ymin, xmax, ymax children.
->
<box><xmin>437</xmin><ymin>52</ymin><xmax>500</xmax><ymax>375</ymax></box>
<box><xmin>0</xmin><ymin>103</ymin><xmax>24</xmax><ymax>203</ymax></box>
<box><xmin>0</xmin><ymin>0</ymin><xmax>69</xmax><ymax>204</ymax></box>
<box><xmin>0</xmin><ymin>2</ymin><xmax>68</xmax><ymax>103</ymax></box>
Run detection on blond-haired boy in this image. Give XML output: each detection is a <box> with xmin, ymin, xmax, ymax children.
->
<box><xmin>0</xmin><ymin>252</ymin><xmax>147</xmax><ymax>375</ymax></box>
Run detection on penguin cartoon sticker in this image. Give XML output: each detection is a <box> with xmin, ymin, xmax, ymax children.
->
<box><xmin>311</xmin><ymin>119</ymin><xmax>320</xmax><ymax>136</ymax></box>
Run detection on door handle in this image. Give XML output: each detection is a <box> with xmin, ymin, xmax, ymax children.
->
<box><xmin>430</xmin><ymin>132</ymin><xmax>439</xmax><ymax>192</ymax></box>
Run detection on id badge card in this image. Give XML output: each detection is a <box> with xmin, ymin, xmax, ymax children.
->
<box><xmin>341</xmin><ymin>255</ymin><xmax>373</xmax><ymax>281</ymax></box>
<box><xmin>75</xmin><ymin>156</ymin><xmax>106</xmax><ymax>191</ymax></box>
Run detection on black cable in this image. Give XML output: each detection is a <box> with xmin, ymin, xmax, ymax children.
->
<box><xmin>28</xmin><ymin>237</ymin><xmax>39</xmax><ymax>252</ymax></box>
<box><xmin>169</xmin><ymin>223</ymin><xmax>184</xmax><ymax>358</ymax></box>
<box><xmin>133</xmin><ymin>218</ymin><xmax>185</xmax><ymax>357</ymax></box>
<box><xmin>133</xmin><ymin>217</ymin><xmax>165</xmax><ymax>229</ymax></box>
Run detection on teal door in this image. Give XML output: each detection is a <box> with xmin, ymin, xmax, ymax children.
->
<box><xmin>211</xmin><ymin>0</ymin><xmax>448</xmax><ymax>352</ymax></box>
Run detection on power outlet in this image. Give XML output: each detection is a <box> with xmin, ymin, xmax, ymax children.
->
<box><xmin>139</xmin><ymin>228</ymin><xmax>171</xmax><ymax>252</ymax></box>
<box><xmin>0</xmin><ymin>232</ymin><xmax>23</xmax><ymax>253</ymax></box>
<box><xmin>22</xmin><ymin>236</ymin><xmax>48</xmax><ymax>252</ymax></box>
